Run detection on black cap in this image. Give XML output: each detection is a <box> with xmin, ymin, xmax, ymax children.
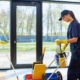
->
<box><xmin>59</xmin><ymin>10</ymin><xmax>70</xmax><ymax>21</ymax></box>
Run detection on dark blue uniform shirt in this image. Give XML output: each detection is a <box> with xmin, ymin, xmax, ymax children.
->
<box><xmin>67</xmin><ymin>20</ymin><xmax>80</xmax><ymax>52</ymax></box>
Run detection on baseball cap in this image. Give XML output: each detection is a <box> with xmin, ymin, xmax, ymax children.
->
<box><xmin>59</xmin><ymin>10</ymin><xmax>70</xmax><ymax>21</ymax></box>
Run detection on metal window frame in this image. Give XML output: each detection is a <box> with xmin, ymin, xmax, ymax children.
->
<box><xmin>10</xmin><ymin>1</ymin><xmax>42</xmax><ymax>68</ymax></box>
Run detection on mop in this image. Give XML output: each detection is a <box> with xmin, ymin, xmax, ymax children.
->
<box><xmin>0</xmin><ymin>30</ymin><xmax>19</xmax><ymax>80</ymax></box>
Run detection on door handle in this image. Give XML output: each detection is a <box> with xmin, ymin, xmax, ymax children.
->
<box><xmin>14</xmin><ymin>41</ymin><xmax>16</xmax><ymax>43</ymax></box>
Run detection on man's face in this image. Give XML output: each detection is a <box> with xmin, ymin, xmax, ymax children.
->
<box><xmin>62</xmin><ymin>14</ymin><xmax>70</xmax><ymax>22</ymax></box>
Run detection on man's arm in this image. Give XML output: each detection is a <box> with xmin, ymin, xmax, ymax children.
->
<box><xmin>68</xmin><ymin>37</ymin><xmax>78</xmax><ymax>43</ymax></box>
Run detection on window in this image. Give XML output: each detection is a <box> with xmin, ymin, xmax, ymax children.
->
<box><xmin>42</xmin><ymin>2</ymin><xmax>80</xmax><ymax>67</ymax></box>
<box><xmin>0</xmin><ymin>1</ymin><xmax>10</xmax><ymax>69</ymax></box>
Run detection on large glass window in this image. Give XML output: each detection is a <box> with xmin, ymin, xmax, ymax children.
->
<box><xmin>16</xmin><ymin>6</ymin><xmax>36</xmax><ymax>64</ymax></box>
<box><xmin>0</xmin><ymin>1</ymin><xmax>10</xmax><ymax>69</ymax></box>
<box><xmin>42</xmin><ymin>3</ymin><xmax>80</xmax><ymax>67</ymax></box>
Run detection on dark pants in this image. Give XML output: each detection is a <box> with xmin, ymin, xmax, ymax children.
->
<box><xmin>67</xmin><ymin>52</ymin><xmax>80</xmax><ymax>80</ymax></box>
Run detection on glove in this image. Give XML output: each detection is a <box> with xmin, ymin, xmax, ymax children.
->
<box><xmin>55</xmin><ymin>39</ymin><xmax>68</xmax><ymax>45</ymax></box>
<box><xmin>55</xmin><ymin>39</ymin><xmax>62</xmax><ymax>45</ymax></box>
<box><xmin>62</xmin><ymin>40</ymin><xmax>68</xmax><ymax>44</ymax></box>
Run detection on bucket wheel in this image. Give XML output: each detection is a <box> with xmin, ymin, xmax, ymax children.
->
<box><xmin>57</xmin><ymin>71</ymin><xmax>63</xmax><ymax>80</ymax></box>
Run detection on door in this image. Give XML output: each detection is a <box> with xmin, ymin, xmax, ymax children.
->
<box><xmin>11</xmin><ymin>1</ymin><xmax>42</xmax><ymax>68</ymax></box>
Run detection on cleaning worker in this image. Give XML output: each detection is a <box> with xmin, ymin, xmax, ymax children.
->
<box><xmin>55</xmin><ymin>10</ymin><xmax>80</xmax><ymax>80</ymax></box>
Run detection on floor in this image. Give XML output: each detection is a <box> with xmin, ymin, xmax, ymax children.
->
<box><xmin>0</xmin><ymin>68</ymin><xmax>68</xmax><ymax>80</ymax></box>
<box><xmin>0</xmin><ymin>71</ymin><xmax>6</xmax><ymax>80</ymax></box>
<box><xmin>0</xmin><ymin>71</ymin><xmax>23</xmax><ymax>80</ymax></box>
<box><xmin>0</xmin><ymin>71</ymin><xmax>15</xmax><ymax>80</ymax></box>
<box><xmin>0</xmin><ymin>70</ymin><xmax>24</xmax><ymax>80</ymax></box>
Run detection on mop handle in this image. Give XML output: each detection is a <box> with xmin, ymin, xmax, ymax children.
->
<box><xmin>2</xmin><ymin>44</ymin><xmax>19</xmax><ymax>80</ymax></box>
<box><xmin>46</xmin><ymin>58</ymin><xmax>55</xmax><ymax>70</ymax></box>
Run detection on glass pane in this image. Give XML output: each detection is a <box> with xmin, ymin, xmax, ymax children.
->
<box><xmin>42</xmin><ymin>3</ymin><xmax>80</xmax><ymax>67</ymax></box>
<box><xmin>0</xmin><ymin>1</ymin><xmax>10</xmax><ymax>68</ymax></box>
<box><xmin>16</xmin><ymin>6</ymin><xmax>36</xmax><ymax>64</ymax></box>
